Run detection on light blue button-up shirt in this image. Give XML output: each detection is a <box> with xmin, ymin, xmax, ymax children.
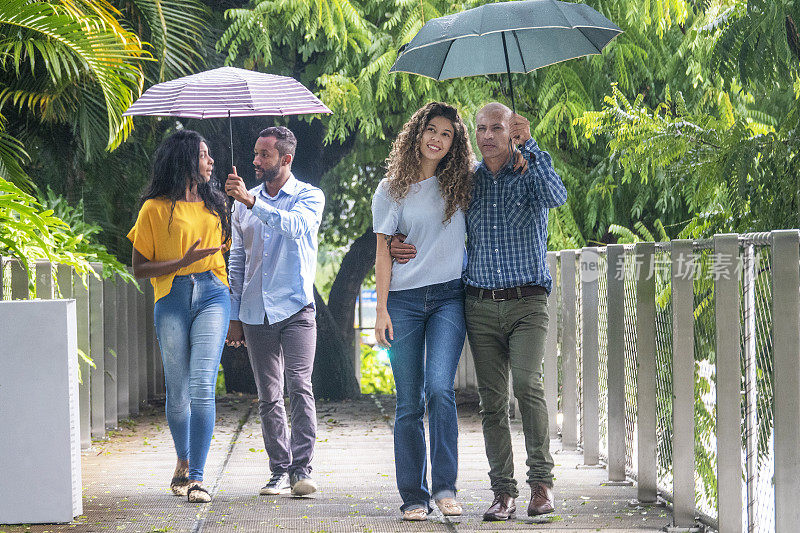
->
<box><xmin>228</xmin><ymin>174</ymin><xmax>325</xmax><ymax>325</ymax></box>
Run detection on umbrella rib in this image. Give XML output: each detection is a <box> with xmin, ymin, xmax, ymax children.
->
<box><xmin>511</xmin><ymin>30</ymin><xmax>527</xmax><ymax>72</ymax></box>
<box><xmin>579</xmin><ymin>27</ymin><xmax>605</xmax><ymax>54</ymax></box>
<box><xmin>437</xmin><ymin>39</ymin><xmax>456</xmax><ymax>81</ymax></box>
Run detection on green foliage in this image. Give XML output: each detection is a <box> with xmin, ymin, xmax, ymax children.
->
<box><xmin>216</xmin><ymin>365</ymin><xmax>226</xmax><ymax>397</ymax></box>
<box><xmin>0</xmin><ymin>0</ymin><xmax>149</xmax><ymax>155</ymax></box>
<box><xmin>4</xmin><ymin>0</ymin><xmax>212</xmax><ymax>262</ymax></box>
<box><xmin>577</xmin><ymin>82</ymin><xmax>799</xmax><ymax>232</ymax></box>
<box><xmin>37</xmin><ymin>187</ymin><xmax>133</xmax><ymax>280</ymax></box>
<box><xmin>359</xmin><ymin>342</ymin><xmax>395</xmax><ymax>395</ymax></box>
<box><xmin>0</xmin><ymin>176</ymin><xmax>133</xmax><ymax>285</ymax></box>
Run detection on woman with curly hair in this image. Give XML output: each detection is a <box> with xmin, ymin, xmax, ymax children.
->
<box><xmin>372</xmin><ymin>102</ymin><xmax>475</xmax><ymax>521</ymax></box>
<box><xmin>127</xmin><ymin>130</ymin><xmax>231</xmax><ymax>504</ymax></box>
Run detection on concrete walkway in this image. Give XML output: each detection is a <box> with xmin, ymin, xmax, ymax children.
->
<box><xmin>1</xmin><ymin>395</ymin><xmax>670</xmax><ymax>532</ymax></box>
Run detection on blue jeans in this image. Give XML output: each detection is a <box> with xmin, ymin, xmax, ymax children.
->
<box><xmin>386</xmin><ymin>279</ymin><xmax>465</xmax><ymax>512</ymax></box>
<box><xmin>154</xmin><ymin>271</ymin><xmax>230</xmax><ymax>481</ymax></box>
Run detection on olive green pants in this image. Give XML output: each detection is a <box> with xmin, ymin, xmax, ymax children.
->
<box><xmin>465</xmin><ymin>293</ymin><xmax>554</xmax><ymax>497</ymax></box>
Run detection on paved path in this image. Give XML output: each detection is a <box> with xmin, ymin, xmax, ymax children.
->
<box><xmin>1</xmin><ymin>395</ymin><xmax>670</xmax><ymax>532</ymax></box>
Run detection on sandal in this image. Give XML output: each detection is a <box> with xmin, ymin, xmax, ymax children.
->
<box><xmin>170</xmin><ymin>468</ymin><xmax>190</xmax><ymax>496</ymax></box>
<box><xmin>187</xmin><ymin>483</ymin><xmax>211</xmax><ymax>503</ymax></box>
<box><xmin>436</xmin><ymin>497</ymin><xmax>463</xmax><ymax>516</ymax></box>
<box><xmin>402</xmin><ymin>507</ymin><xmax>428</xmax><ymax>521</ymax></box>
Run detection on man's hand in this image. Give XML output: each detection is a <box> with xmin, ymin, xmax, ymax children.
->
<box><xmin>225</xmin><ymin>166</ymin><xmax>255</xmax><ymax>208</ymax></box>
<box><xmin>512</xmin><ymin>149</ymin><xmax>528</xmax><ymax>173</ymax></box>
<box><xmin>509</xmin><ymin>113</ymin><xmax>532</xmax><ymax>146</ymax></box>
<box><xmin>225</xmin><ymin>319</ymin><xmax>246</xmax><ymax>348</ymax></box>
<box><xmin>389</xmin><ymin>233</ymin><xmax>416</xmax><ymax>264</ymax></box>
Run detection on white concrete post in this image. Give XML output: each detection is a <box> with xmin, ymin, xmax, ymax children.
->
<box><xmin>561</xmin><ymin>250</ymin><xmax>578</xmax><ymax>450</ymax></box>
<box><xmin>0</xmin><ymin>300</ymin><xmax>82</xmax><ymax>523</ymax></box>
<box><xmin>580</xmin><ymin>247</ymin><xmax>600</xmax><ymax>465</ymax></box>
<box><xmin>771</xmin><ymin>230</ymin><xmax>800</xmax><ymax>533</ymax></box>
<box><xmin>714</xmin><ymin>234</ymin><xmax>742</xmax><ymax>533</ymax></box>
<box><xmin>72</xmin><ymin>267</ymin><xmax>92</xmax><ymax>449</ymax></box>
<box><xmin>634</xmin><ymin>242</ymin><xmax>658</xmax><ymax>504</ymax></box>
<box><xmin>127</xmin><ymin>278</ymin><xmax>139</xmax><ymax>416</ymax></box>
<box><xmin>544</xmin><ymin>252</ymin><xmax>559</xmax><ymax>438</ymax></box>
<box><xmin>103</xmin><ymin>277</ymin><xmax>118</xmax><ymax>429</ymax></box>
<box><xmin>10</xmin><ymin>259</ymin><xmax>27</xmax><ymax>299</ymax></box>
<box><xmin>89</xmin><ymin>264</ymin><xmax>105</xmax><ymax>438</ymax></box>
<box><xmin>671</xmin><ymin>240</ymin><xmax>697</xmax><ymax>529</ymax></box>
<box><xmin>116</xmin><ymin>275</ymin><xmax>130</xmax><ymax>419</ymax></box>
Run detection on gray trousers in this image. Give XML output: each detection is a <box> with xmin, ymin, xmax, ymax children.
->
<box><xmin>243</xmin><ymin>304</ymin><xmax>317</xmax><ymax>476</ymax></box>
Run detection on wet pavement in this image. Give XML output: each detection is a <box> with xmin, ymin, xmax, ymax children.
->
<box><xmin>1</xmin><ymin>394</ymin><xmax>671</xmax><ymax>532</ymax></box>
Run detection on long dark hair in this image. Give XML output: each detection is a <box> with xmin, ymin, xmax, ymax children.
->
<box><xmin>141</xmin><ymin>129</ymin><xmax>231</xmax><ymax>244</ymax></box>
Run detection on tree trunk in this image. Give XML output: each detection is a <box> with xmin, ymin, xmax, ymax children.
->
<box><xmin>327</xmin><ymin>230</ymin><xmax>377</xmax><ymax>357</ymax></box>
<box><xmin>311</xmin><ymin>288</ymin><xmax>361</xmax><ymax>400</ymax></box>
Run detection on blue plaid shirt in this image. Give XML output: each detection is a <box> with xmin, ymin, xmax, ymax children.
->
<box><xmin>464</xmin><ymin>137</ymin><xmax>567</xmax><ymax>294</ymax></box>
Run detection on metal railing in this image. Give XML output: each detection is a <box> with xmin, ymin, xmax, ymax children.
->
<box><xmin>447</xmin><ymin>230</ymin><xmax>799</xmax><ymax>532</ymax></box>
<box><xmin>558</xmin><ymin>231</ymin><xmax>799</xmax><ymax>532</ymax></box>
<box><xmin>0</xmin><ymin>258</ymin><xmax>162</xmax><ymax>448</ymax></box>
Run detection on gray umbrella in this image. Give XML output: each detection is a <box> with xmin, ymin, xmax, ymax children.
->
<box><xmin>389</xmin><ymin>0</ymin><xmax>622</xmax><ymax>112</ymax></box>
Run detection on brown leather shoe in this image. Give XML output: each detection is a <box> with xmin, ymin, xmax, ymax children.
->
<box><xmin>527</xmin><ymin>482</ymin><xmax>554</xmax><ymax>516</ymax></box>
<box><xmin>483</xmin><ymin>492</ymin><xmax>516</xmax><ymax>521</ymax></box>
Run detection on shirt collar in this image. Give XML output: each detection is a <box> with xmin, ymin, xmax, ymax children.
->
<box><xmin>477</xmin><ymin>157</ymin><xmax>514</xmax><ymax>179</ymax></box>
<box><xmin>258</xmin><ymin>173</ymin><xmax>299</xmax><ymax>199</ymax></box>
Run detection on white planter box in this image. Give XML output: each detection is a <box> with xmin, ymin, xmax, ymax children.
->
<box><xmin>0</xmin><ymin>300</ymin><xmax>82</xmax><ymax>524</ymax></box>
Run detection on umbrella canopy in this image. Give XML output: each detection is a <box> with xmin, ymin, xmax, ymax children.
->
<box><xmin>123</xmin><ymin>66</ymin><xmax>331</xmax><ymax>118</ymax></box>
<box><xmin>123</xmin><ymin>66</ymin><xmax>332</xmax><ymax>166</ymax></box>
<box><xmin>389</xmin><ymin>0</ymin><xmax>622</xmax><ymax>112</ymax></box>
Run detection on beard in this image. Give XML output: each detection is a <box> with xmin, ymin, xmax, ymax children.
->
<box><xmin>256</xmin><ymin>162</ymin><xmax>280</xmax><ymax>183</ymax></box>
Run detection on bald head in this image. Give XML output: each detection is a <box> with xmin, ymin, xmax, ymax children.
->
<box><xmin>476</xmin><ymin>102</ymin><xmax>513</xmax><ymax>124</ymax></box>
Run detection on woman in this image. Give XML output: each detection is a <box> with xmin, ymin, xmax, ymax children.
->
<box><xmin>127</xmin><ymin>130</ymin><xmax>231</xmax><ymax>503</ymax></box>
<box><xmin>372</xmin><ymin>102</ymin><xmax>474</xmax><ymax>521</ymax></box>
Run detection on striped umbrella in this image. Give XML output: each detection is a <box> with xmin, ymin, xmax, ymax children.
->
<box><xmin>123</xmin><ymin>66</ymin><xmax>332</xmax><ymax>163</ymax></box>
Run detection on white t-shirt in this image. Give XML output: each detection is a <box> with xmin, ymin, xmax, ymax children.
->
<box><xmin>371</xmin><ymin>176</ymin><xmax>467</xmax><ymax>291</ymax></box>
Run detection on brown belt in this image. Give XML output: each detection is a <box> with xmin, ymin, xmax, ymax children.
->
<box><xmin>465</xmin><ymin>284</ymin><xmax>547</xmax><ymax>301</ymax></box>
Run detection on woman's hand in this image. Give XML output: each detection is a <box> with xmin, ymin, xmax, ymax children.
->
<box><xmin>375</xmin><ymin>309</ymin><xmax>393</xmax><ymax>348</ymax></box>
<box><xmin>180</xmin><ymin>239</ymin><xmax>222</xmax><ymax>268</ymax></box>
<box><xmin>132</xmin><ymin>242</ymin><xmax>219</xmax><ymax>280</ymax></box>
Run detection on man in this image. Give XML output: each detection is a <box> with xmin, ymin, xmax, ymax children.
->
<box><xmin>225</xmin><ymin>126</ymin><xmax>325</xmax><ymax>497</ymax></box>
<box><xmin>391</xmin><ymin>103</ymin><xmax>567</xmax><ymax>520</ymax></box>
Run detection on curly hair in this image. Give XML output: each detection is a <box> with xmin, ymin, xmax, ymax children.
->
<box><xmin>384</xmin><ymin>102</ymin><xmax>475</xmax><ymax>223</ymax></box>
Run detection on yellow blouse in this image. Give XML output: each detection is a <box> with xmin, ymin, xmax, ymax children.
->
<box><xmin>127</xmin><ymin>198</ymin><xmax>228</xmax><ymax>302</ymax></box>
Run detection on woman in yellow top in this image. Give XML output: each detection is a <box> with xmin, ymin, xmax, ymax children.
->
<box><xmin>128</xmin><ymin>130</ymin><xmax>231</xmax><ymax>503</ymax></box>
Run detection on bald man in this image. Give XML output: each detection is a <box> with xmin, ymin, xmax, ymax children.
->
<box><xmin>391</xmin><ymin>103</ymin><xmax>567</xmax><ymax>520</ymax></box>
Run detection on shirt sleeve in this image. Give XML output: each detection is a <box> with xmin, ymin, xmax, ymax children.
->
<box><xmin>371</xmin><ymin>180</ymin><xmax>400</xmax><ymax>235</ymax></box>
<box><xmin>126</xmin><ymin>200</ymin><xmax>156</xmax><ymax>260</ymax></box>
<box><xmin>250</xmin><ymin>187</ymin><xmax>325</xmax><ymax>239</ymax></box>
<box><xmin>520</xmin><ymin>138</ymin><xmax>568</xmax><ymax>209</ymax></box>
<box><xmin>227</xmin><ymin>207</ymin><xmax>245</xmax><ymax>321</ymax></box>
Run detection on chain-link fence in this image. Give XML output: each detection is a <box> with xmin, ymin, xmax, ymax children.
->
<box><xmin>622</xmin><ymin>251</ymin><xmax>639</xmax><ymax>475</ymax></box>
<box><xmin>597</xmin><ymin>254</ymin><xmax>609</xmax><ymax>458</ymax></box>
<box><xmin>743</xmin><ymin>243</ymin><xmax>775</xmax><ymax>533</ymax></box>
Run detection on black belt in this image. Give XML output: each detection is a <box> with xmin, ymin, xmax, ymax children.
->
<box><xmin>466</xmin><ymin>284</ymin><xmax>547</xmax><ymax>301</ymax></box>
